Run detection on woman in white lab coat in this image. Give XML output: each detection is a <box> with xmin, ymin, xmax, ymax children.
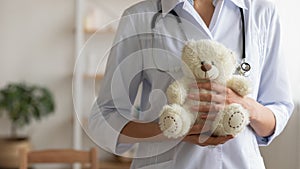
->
<box><xmin>89</xmin><ymin>0</ymin><xmax>294</xmax><ymax>168</ymax></box>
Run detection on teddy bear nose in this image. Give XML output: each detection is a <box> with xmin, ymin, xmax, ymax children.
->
<box><xmin>201</xmin><ymin>63</ymin><xmax>212</xmax><ymax>72</ymax></box>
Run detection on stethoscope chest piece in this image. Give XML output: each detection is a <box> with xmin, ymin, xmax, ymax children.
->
<box><xmin>237</xmin><ymin>59</ymin><xmax>251</xmax><ymax>77</ymax></box>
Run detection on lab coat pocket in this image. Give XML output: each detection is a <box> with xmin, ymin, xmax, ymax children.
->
<box><xmin>138</xmin><ymin>160</ymin><xmax>174</xmax><ymax>169</ymax></box>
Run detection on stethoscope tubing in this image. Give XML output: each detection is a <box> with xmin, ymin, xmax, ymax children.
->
<box><xmin>151</xmin><ymin>0</ymin><xmax>251</xmax><ymax>76</ymax></box>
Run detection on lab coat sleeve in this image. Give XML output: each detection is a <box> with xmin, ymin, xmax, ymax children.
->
<box><xmin>255</xmin><ymin>5</ymin><xmax>294</xmax><ymax>146</ymax></box>
<box><xmin>88</xmin><ymin>10</ymin><xmax>143</xmax><ymax>154</ymax></box>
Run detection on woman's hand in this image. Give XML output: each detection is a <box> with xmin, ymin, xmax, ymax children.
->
<box><xmin>188</xmin><ymin>82</ymin><xmax>245</xmax><ymax>114</ymax></box>
<box><xmin>183</xmin><ymin>123</ymin><xmax>234</xmax><ymax>146</ymax></box>
<box><xmin>181</xmin><ymin>82</ymin><xmax>244</xmax><ymax>146</ymax></box>
<box><xmin>189</xmin><ymin>82</ymin><xmax>254</xmax><ymax>122</ymax></box>
<box><xmin>187</xmin><ymin>81</ymin><xmax>276</xmax><ymax>139</ymax></box>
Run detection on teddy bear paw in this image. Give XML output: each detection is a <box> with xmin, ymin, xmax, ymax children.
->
<box><xmin>223</xmin><ymin>104</ymin><xmax>249</xmax><ymax>136</ymax></box>
<box><xmin>159</xmin><ymin>104</ymin><xmax>192</xmax><ymax>138</ymax></box>
<box><xmin>214</xmin><ymin>103</ymin><xmax>249</xmax><ymax>136</ymax></box>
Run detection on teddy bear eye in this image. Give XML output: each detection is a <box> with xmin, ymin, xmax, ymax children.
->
<box><xmin>201</xmin><ymin>61</ymin><xmax>205</xmax><ymax>65</ymax></box>
<box><xmin>211</xmin><ymin>61</ymin><xmax>215</xmax><ymax>65</ymax></box>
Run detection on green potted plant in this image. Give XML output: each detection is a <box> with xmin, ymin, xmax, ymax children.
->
<box><xmin>0</xmin><ymin>82</ymin><xmax>55</xmax><ymax>168</ymax></box>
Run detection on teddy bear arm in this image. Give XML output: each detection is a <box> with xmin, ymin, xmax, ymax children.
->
<box><xmin>226</xmin><ymin>75</ymin><xmax>251</xmax><ymax>97</ymax></box>
<box><xmin>166</xmin><ymin>79</ymin><xmax>189</xmax><ymax>105</ymax></box>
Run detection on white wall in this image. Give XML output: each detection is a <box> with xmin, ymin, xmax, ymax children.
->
<box><xmin>275</xmin><ymin>0</ymin><xmax>300</xmax><ymax>102</ymax></box>
<box><xmin>0</xmin><ymin>0</ymin><xmax>74</xmax><ymax>149</ymax></box>
<box><xmin>0</xmin><ymin>0</ymin><xmax>142</xmax><ymax>160</ymax></box>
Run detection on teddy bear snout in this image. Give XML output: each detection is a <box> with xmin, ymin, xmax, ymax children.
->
<box><xmin>201</xmin><ymin>63</ymin><xmax>212</xmax><ymax>72</ymax></box>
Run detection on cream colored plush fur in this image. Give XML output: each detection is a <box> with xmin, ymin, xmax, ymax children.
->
<box><xmin>159</xmin><ymin>40</ymin><xmax>250</xmax><ymax>139</ymax></box>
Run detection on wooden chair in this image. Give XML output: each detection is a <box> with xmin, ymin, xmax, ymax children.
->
<box><xmin>19</xmin><ymin>147</ymin><xmax>98</xmax><ymax>169</ymax></box>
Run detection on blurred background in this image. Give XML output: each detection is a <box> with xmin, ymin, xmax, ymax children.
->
<box><xmin>0</xmin><ymin>0</ymin><xmax>299</xmax><ymax>169</ymax></box>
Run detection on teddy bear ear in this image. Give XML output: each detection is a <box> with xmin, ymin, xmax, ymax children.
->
<box><xmin>185</xmin><ymin>39</ymin><xmax>195</xmax><ymax>46</ymax></box>
<box><xmin>182</xmin><ymin>42</ymin><xmax>195</xmax><ymax>56</ymax></box>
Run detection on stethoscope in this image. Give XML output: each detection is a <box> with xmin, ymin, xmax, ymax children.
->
<box><xmin>151</xmin><ymin>0</ymin><xmax>251</xmax><ymax>77</ymax></box>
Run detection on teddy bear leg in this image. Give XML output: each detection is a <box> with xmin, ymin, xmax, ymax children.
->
<box><xmin>159</xmin><ymin>104</ymin><xmax>197</xmax><ymax>138</ymax></box>
<box><xmin>212</xmin><ymin>103</ymin><xmax>249</xmax><ymax>136</ymax></box>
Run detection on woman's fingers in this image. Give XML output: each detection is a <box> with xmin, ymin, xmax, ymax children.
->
<box><xmin>199</xmin><ymin>112</ymin><xmax>218</xmax><ymax>120</ymax></box>
<box><xmin>183</xmin><ymin>134</ymin><xmax>234</xmax><ymax>146</ymax></box>
<box><xmin>188</xmin><ymin>93</ymin><xmax>226</xmax><ymax>103</ymax></box>
<box><xmin>200</xmin><ymin>135</ymin><xmax>234</xmax><ymax>146</ymax></box>
<box><xmin>183</xmin><ymin>82</ymin><xmax>236</xmax><ymax>147</ymax></box>
<box><xmin>188</xmin><ymin>123</ymin><xmax>211</xmax><ymax>135</ymax></box>
<box><xmin>188</xmin><ymin>82</ymin><xmax>243</xmax><ymax>110</ymax></box>
<box><xmin>191</xmin><ymin>103</ymin><xmax>224</xmax><ymax>112</ymax></box>
<box><xmin>191</xmin><ymin>82</ymin><xmax>228</xmax><ymax>94</ymax></box>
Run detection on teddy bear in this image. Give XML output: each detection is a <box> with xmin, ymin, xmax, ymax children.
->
<box><xmin>159</xmin><ymin>39</ymin><xmax>250</xmax><ymax>139</ymax></box>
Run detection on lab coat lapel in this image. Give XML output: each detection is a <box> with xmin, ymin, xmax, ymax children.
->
<box><xmin>151</xmin><ymin>16</ymin><xmax>183</xmax><ymax>73</ymax></box>
<box><xmin>180</xmin><ymin>17</ymin><xmax>212</xmax><ymax>41</ymax></box>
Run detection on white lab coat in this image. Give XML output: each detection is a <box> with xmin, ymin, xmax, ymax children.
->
<box><xmin>89</xmin><ymin>0</ymin><xmax>294</xmax><ymax>168</ymax></box>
